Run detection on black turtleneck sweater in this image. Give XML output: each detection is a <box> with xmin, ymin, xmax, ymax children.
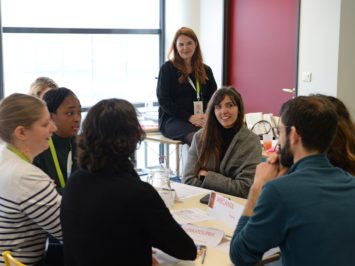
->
<box><xmin>220</xmin><ymin>126</ymin><xmax>238</xmax><ymax>161</ymax></box>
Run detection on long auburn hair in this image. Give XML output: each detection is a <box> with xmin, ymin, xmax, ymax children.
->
<box><xmin>319</xmin><ymin>95</ymin><xmax>355</xmax><ymax>175</ymax></box>
<box><xmin>195</xmin><ymin>87</ymin><xmax>245</xmax><ymax>175</ymax></box>
<box><xmin>168</xmin><ymin>27</ymin><xmax>208</xmax><ymax>84</ymax></box>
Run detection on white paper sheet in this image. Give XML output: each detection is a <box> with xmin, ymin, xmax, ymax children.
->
<box><xmin>207</xmin><ymin>192</ymin><xmax>244</xmax><ymax>229</ymax></box>
<box><xmin>171</xmin><ymin>182</ymin><xmax>212</xmax><ymax>200</ymax></box>
<box><xmin>182</xmin><ymin>224</ymin><xmax>225</xmax><ymax>247</ymax></box>
<box><xmin>171</xmin><ymin>208</ymin><xmax>215</xmax><ymax>224</ymax></box>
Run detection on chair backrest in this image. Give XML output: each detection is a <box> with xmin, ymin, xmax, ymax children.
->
<box><xmin>2</xmin><ymin>251</ymin><xmax>26</xmax><ymax>266</ymax></box>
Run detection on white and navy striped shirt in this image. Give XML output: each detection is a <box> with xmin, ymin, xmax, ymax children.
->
<box><xmin>0</xmin><ymin>147</ymin><xmax>62</xmax><ymax>266</ymax></box>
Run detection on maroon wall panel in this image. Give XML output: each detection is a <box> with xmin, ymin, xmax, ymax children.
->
<box><xmin>229</xmin><ymin>0</ymin><xmax>299</xmax><ymax>115</ymax></box>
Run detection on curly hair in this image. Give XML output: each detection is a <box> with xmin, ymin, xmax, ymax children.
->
<box><xmin>78</xmin><ymin>99</ymin><xmax>145</xmax><ymax>173</ymax></box>
<box><xmin>168</xmin><ymin>27</ymin><xmax>208</xmax><ymax>84</ymax></box>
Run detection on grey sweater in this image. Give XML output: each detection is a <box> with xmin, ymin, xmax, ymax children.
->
<box><xmin>182</xmin><ymin>126</ymin><xmax>262</xmax><ymax>198</ymax></box>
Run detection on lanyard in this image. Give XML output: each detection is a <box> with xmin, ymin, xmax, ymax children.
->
<box><xmin>7</xmin><ymin>144</ymin><xmax>31</xmax><ymax>163</ymax></box>
<box><xmin>49</xmin><ymin>137</ymin><xmax>66</xmax><ymax>188</ymax></box>
<box><xmin>188</xmin><ymin>76</ymin><xmax>201</xmax><ymax>101</ymax></box>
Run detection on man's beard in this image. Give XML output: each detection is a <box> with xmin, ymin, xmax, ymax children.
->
<box><xmin>279</xmin><ymin>136</ymin><xmax>294</xmax><ymax>168</ymax></box>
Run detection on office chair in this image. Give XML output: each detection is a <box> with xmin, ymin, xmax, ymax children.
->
<box><xmin>2</xmin><ymin>251</ymin><xmax>26</xmax><ymax>266</ymax></box>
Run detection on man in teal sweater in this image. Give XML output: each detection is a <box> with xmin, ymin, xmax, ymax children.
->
<box><xmin>230</xmin><ymin>95</ymin><xmax>355</xmax><ymax>266</ymax></box>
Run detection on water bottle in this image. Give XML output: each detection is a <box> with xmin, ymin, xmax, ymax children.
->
<box><xmin>148</xmin><ymin>167</ymin><xmax>175</xmax><ymax>209</ymax></box>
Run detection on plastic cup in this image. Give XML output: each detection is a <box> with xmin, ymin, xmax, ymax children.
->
<box><xmin>262</xmin><ymin>134</ymin><xmax>273</xmax><ymax>151</ymax></box>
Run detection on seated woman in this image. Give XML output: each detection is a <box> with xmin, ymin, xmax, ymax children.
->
<box><xmin>0</xmin><ymin>93</ymin><xmax>61</xmax><ymax>265</ymax></box>
<box><xmin>157</xmin><ymin>27</ymin><xmax>217</xmax><ymax>145</ymax></box>
<box><xmin>183</xmin><ymin>87</ymin><xmax>262</xmax><ymax>197</ymax></box>
<box><xmin>33</xmin><ymin>87</ymin><xmax>81</xmax><ymax>193</ymax></box>
<box><xmin>60</xmin><ymin>98</ymin><xmax>197</xmax><ymax>265</ymax></box>
<box><xmin>29</xmin><ymin>76</ymin><xmax>58</xmax><ymax>98</ymax></box>
<box><xmin>319</xmin><ymin>95</ymin><xmax>355</xmax><ymax>175</ymax></box>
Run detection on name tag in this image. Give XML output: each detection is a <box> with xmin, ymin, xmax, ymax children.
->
<box><xmin>193</xmin><ymin>101</ymin><xmax>203</xmax><ymax>115</ymax></box>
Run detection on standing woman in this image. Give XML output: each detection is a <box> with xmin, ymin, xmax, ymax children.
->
<box><xmin>0</xmin><ymin>94</ymin><xmax>61</xmax><ymax>265</ymax></box>
<box><xmin>157</xmin><ymin>27</ymin><xmax>217</xmax><ymax>145</ymax></box>
<box><xmin>183</xmin><ymin>87</ymin><xmax>262</xmax><ymax>197</ymax></box>
<box><xmin>60</xmin><ymin>99</ymin><xmax>197</xmax><ymax>265</ymax></box>
<box><xmin>34</xmin><ymin>87</ymin><xmax>81</xmax><ymax>194</ymax></box>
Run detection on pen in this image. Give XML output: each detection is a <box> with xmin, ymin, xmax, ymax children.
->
<box><xmin>201</xmin><ymin>247</ymin><xmax>207</xmax><ymax>264</ymax></box>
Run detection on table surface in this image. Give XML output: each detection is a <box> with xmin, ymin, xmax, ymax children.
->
<box><xmin>158</xmin><ymin>183</ymin><xmax>280</xmax><ymax>266</ymax></box>
<box><xmin>158</xmin><ymin>184</ymin><xmax>246</xmax><ymax>266</ymax></box>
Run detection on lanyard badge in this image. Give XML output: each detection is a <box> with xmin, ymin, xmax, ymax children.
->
<box><xmin>188</xmin><ymin>76</ymin><xmax>203</xmax><ymax>114</ymax></box>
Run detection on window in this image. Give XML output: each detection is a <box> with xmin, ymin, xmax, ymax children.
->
<box><xmin>0</xmin><ymin>0</ymin><xmax>164</xmax><ymax>107</ymax></box>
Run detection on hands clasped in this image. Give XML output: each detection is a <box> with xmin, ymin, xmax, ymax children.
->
<box><xmin>253</xmin><ymin>153</ymin><xmax>289</xmax><ymax>189</ymax></box>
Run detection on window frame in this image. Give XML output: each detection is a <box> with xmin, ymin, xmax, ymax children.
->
<box><xmin>0</xmin><ymin>0</ymin><xmax>165</xmax><ymax>101</ymax></box>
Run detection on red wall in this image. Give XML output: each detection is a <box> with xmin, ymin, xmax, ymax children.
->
<box><xmin>229</xmin><ymin>0</ymin><xmax>299</xmax><ymax>115</ymax></box>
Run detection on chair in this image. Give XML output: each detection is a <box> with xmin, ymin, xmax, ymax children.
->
<box><xmin>143</xmin><ymin>132</ymin><xmax>183</xmax><ymax>176</ymax></box>
<box><xmin>2</xmin><ymin>251</ymin><xmax>26</xmax><ymax>266</ymax></box>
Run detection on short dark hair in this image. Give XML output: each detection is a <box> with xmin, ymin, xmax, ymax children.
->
<box><xmin>43</xmin><ymin>87</ymin><xmax>76</xmax><ymax>113</ymax></box>
<box><xmin>78</xmin><ymin>98</ymin><xmax>145</xmax><ymax>173</ymax></box>
<box><xmin>280</xmin><ymin>95</ymin><xmax>338</xmax><ymax>153</ymax></box>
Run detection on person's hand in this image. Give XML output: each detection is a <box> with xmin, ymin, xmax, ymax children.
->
<box><xmin>152</xmin><ymin>255</ymin><xmax>160</xmax><ymax>266</ymax></box>
<box><xmin>243</xmin><ymin>154</ymin><xmax>289</xmax><ymax>217</ymax></box>
<box><xmin>151</xmin><ymin>249</ymin><xmax>160</xmax><ymax>266</ymax></box>
<box><xmin>253</xmin><ymin>153</ymin><xmax>288</xmax><ymax>190</ymax></box>
<box><xmin>188</xmin><ymin>114</ymin><xmax>206</xmax><ymax>127</ymax></box>
<box><xmin>198</xmin><ymin>169</ymin><xmax>208</xmax><ymax>177</ymax></box>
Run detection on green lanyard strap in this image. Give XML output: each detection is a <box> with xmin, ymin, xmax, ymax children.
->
<box><xmin>7</xmin><ymin>144</ymin><xmax>31</xmax><ymax>163</ymax></box>
<box><xmin>49</xmin><ymin>137</ymin><xmax>66</xmax><ymax>188</ymax></box>
<box><xmin>196</xmin><ymin>79</ymin><xmax>200</xmax><ymax>98</ymax></box>
<box><xmin>188</xmin><ymin>76</ymin><xmax>201</xmax><ymax>101</ymax></box>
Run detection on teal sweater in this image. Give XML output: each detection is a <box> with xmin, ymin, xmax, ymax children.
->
<box><xmin>33</xmin><ymin>134</ymin><xmax>77</xmax><ymax>193</ymax></box>
<box><xmin>230</xmin><ymin>154</ymin><xmax>355</xmax><ymax>266</ymax></box>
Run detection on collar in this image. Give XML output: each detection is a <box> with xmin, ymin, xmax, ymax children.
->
<box><xmin>288</xmin><ymin>154</ymin><xmax>331</xmax><ymax>174</ymax></box>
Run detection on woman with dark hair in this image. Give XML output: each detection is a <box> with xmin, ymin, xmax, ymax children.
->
<box><xmin>60</xmin><ymin>99</ymin><xmax>197</xmax><ymax>266</ymax></box>
<box><xmin>183</xmin><ymin>87</ymin><xmax>262</xmax><ymax>197</ymax></box>
<box><xmin>33</xmin><ymin>87</ymin><xmax>81</xmax><ymax>193</ymax></box>
<box><xmin>318</xmin><ymin>95</ymin><xmax>355</xmax><ymax>175</ymax></box>
<box><xmin>157</xmin><ymin>27</ymin><xmax>217</xmax><ymax>145</ymax></box>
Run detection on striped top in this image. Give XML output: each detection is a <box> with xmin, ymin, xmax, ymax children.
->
<box><xmin>0</xmin><ymin>146</ymin><xmax>62</xmax><ymax>266</ymax></box>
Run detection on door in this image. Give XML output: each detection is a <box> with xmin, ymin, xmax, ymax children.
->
<box><xmin>228</xmin><ymin>0</ymin><xmax>299</xmax><ymax>115</ymax></box>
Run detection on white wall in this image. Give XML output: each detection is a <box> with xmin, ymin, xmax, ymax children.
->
<box><xmin>297</xmin><ymin>0</ymin><xmax>341</xmax><ymax>97</ymax></box>
<box><xmin>298</xmin><ymin>0</ymin><xmax>355</xmax><ymax>117</ymax></box>
<box><xmin>337</xmin><ymin>0</ymin><xmax>355</xmax><ymax>116</ymax></box>
<box><xmin>165</xmin><ymin>0</ymin><xmax>200</xmax><ymax>56</ymax></box>
<box><xmin>199</xmin><ymin>0</ymin><xmax>224</xmax><ymax>87</ymax></box>
<box><xmin>165</xmin><ymin>0</ymin><xmax>223</xmax><ymax>87</ymax></box>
